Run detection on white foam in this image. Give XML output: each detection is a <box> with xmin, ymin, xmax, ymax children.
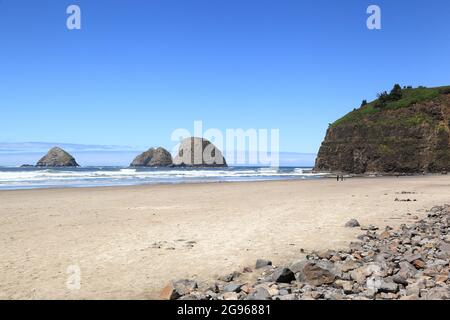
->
<box><xmin>0</xmin><ymin>167</ymin><xmax>324</xmax><ymax>190</ymax></box>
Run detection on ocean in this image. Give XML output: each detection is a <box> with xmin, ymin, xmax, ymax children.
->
<box><xmin>0</xmin><ymin>166</ymin><xmax>326</xmax><ymax>190</ymax></box>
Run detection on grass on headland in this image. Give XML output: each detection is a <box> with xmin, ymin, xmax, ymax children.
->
<box><xmin>330</xmin><ymin>85</ymin><xmax>450</xmax><ymax>128</ymax></box>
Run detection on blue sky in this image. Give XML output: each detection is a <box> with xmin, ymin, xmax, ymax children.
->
<box><xmin>1</xmin><ymin>0</ymin><xmax>450</xmax><ymax>166</ymax></box>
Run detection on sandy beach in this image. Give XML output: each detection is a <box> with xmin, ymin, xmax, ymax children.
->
<box><xmin>0</xmin><ymin>175</ymin><xmax>449</xmax><ymax>300</ymax></box>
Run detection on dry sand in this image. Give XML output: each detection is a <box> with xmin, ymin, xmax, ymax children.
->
<box><xmin>0</xmin><ymin>176</ymin><xmax>449</xmax><ymax>299</ymax></box>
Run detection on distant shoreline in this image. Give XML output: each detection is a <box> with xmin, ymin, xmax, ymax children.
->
<box><xmin>1</xmin><ymin>164</ymin><xmax>447</xmax><ymax>191</ymax></box>
<box><xmin>0</xmin><ymin>166</ymin><xmax>320</xmax><ymax>191</ymax></box>
<box><xmin>0</xmin><ymin>173</ymin><xmax>443</xmax><ymax>193</ymax></box>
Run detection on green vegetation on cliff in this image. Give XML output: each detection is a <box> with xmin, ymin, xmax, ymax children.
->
<box><xmin>331</xmin><ymin>85</ymin><xmax>450</xmax><ymax>128</ymax></box>
<box><xmin>316</xmin><ymin>84</ymin><xmax>450</xmax><ymax>173</ymax></box>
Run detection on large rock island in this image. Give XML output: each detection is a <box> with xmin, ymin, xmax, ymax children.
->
<box><xmin>130</xmin><ymin>147</ymin><xmax>173</xmax><ymax>167</ymax></box>
<box><xmin>315</xmin><ymin>85</ymin><xmax>450</xmax><ymax>174</ymax></box>
<box><xmin>173</xmin><ymin>137</ymin><xmax>227</xmax><ymax>167</ymax></box>
<box><xmin>36</xmin><ymin>147</ymin><xmax>79</xmax><ymax>167</ymax></box>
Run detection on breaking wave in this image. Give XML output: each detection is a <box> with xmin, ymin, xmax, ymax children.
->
<box><xmin>0</xmin><ymin>166</ymin><xmax>325</xmax><ymax>190</ymax></box>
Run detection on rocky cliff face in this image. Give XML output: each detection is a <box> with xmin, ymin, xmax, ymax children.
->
<box><xmin>130</xmin><ymin>147</ymin><xmax>173</xmax><ymax>167</ymax></box>
<box><xmin>173</xmin><ymin>137</ymin><xmax>227</xmax><ymax>167</ymax></box>
<box><xmin>315</xmin><ymin>87</ymin><xmax>450</xmax><ymax>174</ymax></box>
<box><xmin>36</xmin><ymin>147</ymin><xmax>79</xmax><ymax>167</ymax></box>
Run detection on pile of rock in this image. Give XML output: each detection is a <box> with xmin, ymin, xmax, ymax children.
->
<box><xmin>161</xmin><ymin>205</ymin><xmax>450</xmax><ymax>300</ymax></box>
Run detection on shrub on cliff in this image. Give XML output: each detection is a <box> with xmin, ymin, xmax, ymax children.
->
<box><xmin>389</xmin><ymin>84</ymin><xmax>403</xmax><ymax>101</ymax></box>
<box><xmin>374</xmin><ymin>91</ymin><xmax>389</xmax><ymax>109</ymax></box>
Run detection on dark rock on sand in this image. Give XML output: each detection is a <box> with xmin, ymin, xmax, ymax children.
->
<box><xmin>255</xmin><ymin>259</ymin><xmax>272</xmax><ymax>269</ymax></box>
<box><xmin>160</xmin><ymin>279</ymin><xmax>198</xmax><ymax>300</ymax></box>
<box><xmin>379</xmin><ymin>280</ymin><xmax>399</xmax><ymax>293</ymax></box>
<box><xmin>223</xmin><ymin>283</ymin><xmax>243</xmax><ymax>293</ymax></box>
<box><xmin>288</xmin><ymin>259</ymin><xmax>309</xmax><ymax>274</ymax></box>
<box><xmin>271</xmin><ymin>267</ymin><xmax>295</xmax><ymax>283</ymax></box>
<box><xmin>173</xmin><ymin>137</ymin><xmax>227</xmax><ymax>167</ymax></box>
<box><xmin>36</xmin><ymin>147</ymin><xmax>79</xmax><ymax>167</ymax></box>
<box><xmin>159</xmin><ymin>282</ymin><xmax>181</xmax><ymax>300</ymax></box>
<box><xmin>345</xmin><ymin>219</ymin><xmax>361</xmax><ymax>228</ymax></box>
<box><xmin>218</xmin><ymin>271</ymin><xmax>241</xmax><ymax>282</ymax></box>
<box><xmin>296</xmin><ymin>262</ymin><xmax>336</xmax><ymax>286</ymax></box>
<box><xmin>247</xmin><ymin>287</ymin><xmax>271</xmax><ymax>300</ymax></box>
<box><xmin>130</xmin><ymin>147</ymin><xmax>172</xmax><ymax>167</ymax></box>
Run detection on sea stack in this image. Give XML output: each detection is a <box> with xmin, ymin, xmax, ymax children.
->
<box><xmin>173</xmin><ymin>137</ymin><xmax>227</xmax><ymax>167</ymax></box>
<box><xmin>315</xmin><ymin>85</ymin><xmax>450</xmax><ymax>174</ymax></box>
<box><xmin>36</xmin><ymin>147</ymin><xmax>79</xmax><ymax>167</ymax></box>
<box><xmin>130</xmin><ymin>147</ymin><xmax>173</xmax><ymax>167</ymax></box>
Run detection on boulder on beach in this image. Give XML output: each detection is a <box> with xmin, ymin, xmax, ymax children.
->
<box><xmin>36</xmin><ymin>147</ymin><xmax>79</xmax><ymax>167</ymax></box>
<box><xmin>130</xmin><ymin>147</ymin><xmax>173</xmax><ymax>167</ymax></box>
<box><xmin>173</xmin><ymin>137</ymin><xmax>227</xmax><ymax>167</ymax></box>
<box><xmin>345</xmin><ymin>219</ymin><xmax>360</xmax><ymax>228</ymax></box>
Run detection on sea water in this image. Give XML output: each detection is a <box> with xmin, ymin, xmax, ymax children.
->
<box><xmin>0</xmin><ymin>166</ymin><xmax>326</xmax><ymax>190</ymax></box>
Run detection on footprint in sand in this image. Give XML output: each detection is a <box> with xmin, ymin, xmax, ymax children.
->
<box><xmin>150</xmin><ymin>239</ymin><xmax>197</xmax><ymax>250</ymax></box>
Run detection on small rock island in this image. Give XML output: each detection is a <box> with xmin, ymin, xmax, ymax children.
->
<box><xmin>130</xmin><ymin>147</ymin><xmax>173</xmax><ymax>167</ymax></box>
<box><xmin>36</xmin><ymin>147</ymin><xmax>79</xmax><ymax>167</ymax></box>
<box><xmin>173</xmin><ymin>137</ymin><xmax>227</xmax><ymax>167</ymax></box>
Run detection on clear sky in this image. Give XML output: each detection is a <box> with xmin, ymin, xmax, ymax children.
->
<box><xmin>1</xmin><ymin>0</ymin><xmax>450</xmax><ymax>165</ymax></box>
